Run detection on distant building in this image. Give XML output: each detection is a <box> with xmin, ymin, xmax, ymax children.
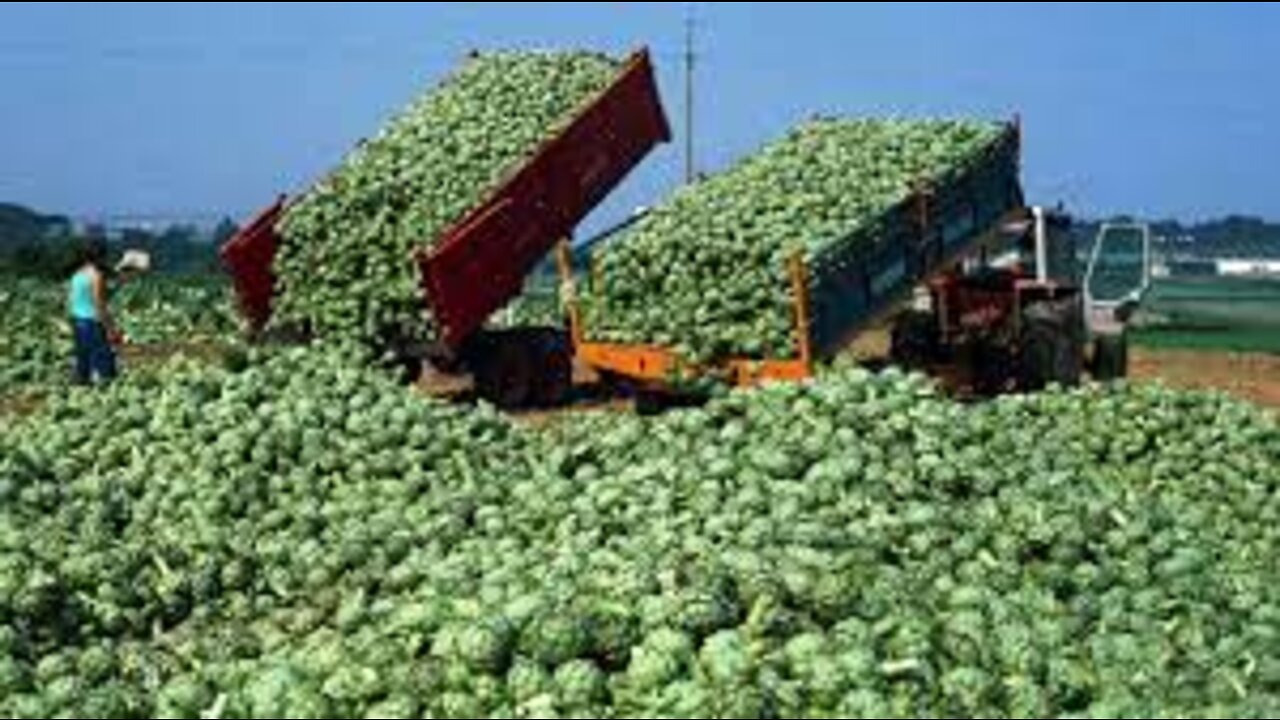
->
<box><xmin>1216</xmin><ymin>259</ymin><xmax>1280</xmax><ymax>277</ymax></box>
<box><xmin>1163</xmin><ymin>259</ymin><xmax>1219</xmax><ymax>278</ymax></box>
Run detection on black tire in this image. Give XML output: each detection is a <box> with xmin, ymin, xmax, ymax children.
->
<box><xmin>391</xmin><ymin>353</ymin><xmax>423</xmax><ymax>385</ymax></box>
<box><xmin>890</xmin><ymin>310</ymin><xmax>940</xmax><ymax>368</ymax></box>
<box><xmin>1020</xmin><ymin>300</ymin><xmax>1084</xmax><ymax>391</ymax></box>
<box><xmin>531</xmin><ymin>336</ymin><xmax>573</xmax><ymax>407</ymax></box>
<box><xmin>634</xmin><ymin>390</ymin><xmax>668</xmax><ymax>416</ymax></box>
<box><xmin>1093</xmin><ymin>331</ymin><xmax>1130</xmax><ymax>382</ymax></box>
<box><xmin>634</xmin><ymin>388</ymin><xmax>707</xmax><ymax>415</ymax></box>
<box><xmin>593</xmin><ymin>369</ymin><xmax>630</xmax><ymax>399</ymax></box>
<box><xmin>971</xmin><ymin>336</ymin><xmax>1017</xmax><ymax>396</ymax></box>
<box><xmin>474</xmin><ymin>340</ymin><xmax>533</xmax><ymax>409</ymax></box>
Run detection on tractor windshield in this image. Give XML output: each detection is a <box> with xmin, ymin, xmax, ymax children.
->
<box><xmin>1086</xmin><ymin>223</ymin><xmax>1151</xmax><ymax>306</ymax></box>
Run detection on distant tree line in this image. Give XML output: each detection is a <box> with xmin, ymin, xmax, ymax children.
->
<box><xmin>1076</xmin><ymin>215</ymin><xmax>1280</xmax><ymax>259</ymax></box>
<box><xmin>4</xmin><ymin>201</ymin><xmax>1278</xmax><ymax>281</ymax></box>
<box><xmin>0</xmin><ymin>203</ymin><xmax>238</xmax><ymax>279</ymax></box>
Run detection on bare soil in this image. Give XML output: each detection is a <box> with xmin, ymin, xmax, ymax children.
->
<box><xmin>1130</xmin><ymin>347</ymin><xmax>1280</xmax><ymax>410</ymax></box>
<box><xmin>849</xmin><ymin>326</ymin><xmax>1280</xmax><ymax>410</ymax></box>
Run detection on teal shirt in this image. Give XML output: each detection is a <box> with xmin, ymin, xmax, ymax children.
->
<box><xmin>68</xmin><ymin>268</ymin><xmax>99</xmax><ymax>321</ymax></box>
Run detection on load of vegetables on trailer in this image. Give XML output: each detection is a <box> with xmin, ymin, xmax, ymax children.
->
<box><xmin>271</xmin><ymin>51</ymin><xmax>621</xmax><ymax>347</ymax></box>
<box><xmin>583</xmin><ymin>118</ymin><xmax>1018</xmax><ymax>364</ymax></box>
<box><xmin>3</xmin><ymin>344</ymin><xmax>1278</xmax><ymax>718</ymax></box>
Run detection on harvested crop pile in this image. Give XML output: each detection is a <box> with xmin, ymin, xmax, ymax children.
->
<box><xmin>587</xmin><ymin>119</ymin><xmax>1008</xmax><ymax>362</ymax></box>
<box><xmin>1</xmin><ymin>347</ymin><xmax>527</xmax><ymax>717</ymax></box>
<box><xmin>0</xmin><ymin>278</ymin><xmax>67</xmax><ymax>395</ymax></box>
<box><xmin>2</xmin><ymin>352</ymin><xmax>1278</xmax><ymax>717</ymax></box>
<box><xmin>272</xmin><ymin>51</ymin><xmax>620</xmax><ymax>347</ymax></box>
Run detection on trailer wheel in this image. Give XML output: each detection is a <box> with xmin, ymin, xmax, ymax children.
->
<box><xmin>1020</xmin><ymin>300</ymin><xmax>1084</xmax><ymax>391</ymax></box>
<box><xmin>634</xmin><ymin>388</ymin><xmax>705</xmax><ymax>415</ymax></box>
<box><xmin>1093</xmin><ymin>331</ymin><xmax>1130</xmax><ymax>382</ymax></box>
<box><xmin>390</xmin><ymin>353</ymin><xmax>423</xmax><ymax>385</ymax></box>
<box><xmin>593</xmin><ymin>370</ymin><xmax>630</xmax><ymax>398</ymax></box>
<box><xmin>890</xmin><ymin>310</ymin><xmax>940</xmax><ymax>369</ymax></box>
<box><xmin>475</xmin><ymin>340</ymin><xmax>533</xmax><ymax>409</ymax></box>
<box><xmin>635</xmin><ymin>390</ymin><xmax>668</xmax><ymax>416</ymax></box>
<box><xmin>531</xmin><ymin>336</ymin><xmax>573</xmax><ymax>407</ymax></box>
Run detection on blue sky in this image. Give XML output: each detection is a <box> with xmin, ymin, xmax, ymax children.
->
<box><xmin>1</xmin><ymin>2</ymin><xmax>1278</xmax><ymax>231</ymax></box>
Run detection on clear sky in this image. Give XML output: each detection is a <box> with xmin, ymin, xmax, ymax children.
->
<box><xmin>1</xmin><ymin>2</ymin><xmax>1277</xmax><ymax>231</ymax></box>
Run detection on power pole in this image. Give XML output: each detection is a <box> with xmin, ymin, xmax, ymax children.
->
<box><xmin>684</xmin><ymin>3</ymin><xmax>697</xmax><ymax>184</ymax></box>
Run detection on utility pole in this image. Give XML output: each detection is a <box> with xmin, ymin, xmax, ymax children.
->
<box><xmin>684</xmin><ymin>3</ymin><xmax>697</xmax><ymax>184</ymax></box>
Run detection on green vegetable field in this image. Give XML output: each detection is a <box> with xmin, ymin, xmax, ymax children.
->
<box><xmin>1133</xmin><ymin>277</ymin><xmax>1280</xmax><ymax>354</ymax></box>
<box><xmin>0</xmin><ymin>274</ymin><xmax>240</xmax><ymax>399</ymax></box>
<box><xmin>2</xmin><ymin>341</ymin><xmax>1278</xmax><ymax>717</ymax></box>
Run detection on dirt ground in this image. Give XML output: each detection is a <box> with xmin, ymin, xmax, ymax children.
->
<box><xmin>9</xmin><ymin>336</ymin><xmax>1277</xmax><ymax>425</ymax></box>
<box><xmin>1130</xmin><ymin>347</ymin><xmax>1280</xmax><ymax>409</ymax></box>
<box><xmin>849</xmin><ymin>327</ymin><xmax>1280</xmax><ymax>410</ymax></box>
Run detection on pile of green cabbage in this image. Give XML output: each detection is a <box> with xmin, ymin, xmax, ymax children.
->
<box><xmin>493</xmin><ymin>284</ymin><xmax>565</xmax><ymax>330</ymax></box>
<box><xmin>272</xmin><ymin>51</ymin><xmax>619</xmax><ymax>347</ymax></box>
<box><xmin>0</xmin><ymin>278</ymin><xmax>68</xmax><ymax>395</ymax></box>
<box><xmin>587</xmin><ymin>119</ymin><xmax>1006</xmax><ymax>362</ymax></box>
<box><xmin>3</xmin><ymin>344</ymin><xmax>1279</xmax><ymax>718</ymax></box>
<box><xmin>113</xmin><ymin>276</ymin><xmax>241</xmax><ymax>346</ymax></box>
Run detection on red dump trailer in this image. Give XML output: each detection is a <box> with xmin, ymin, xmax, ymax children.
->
<box><xmin>221</xmin><ymin>49</ymin><xmax>671</xmax><ymax>406</ymax></box>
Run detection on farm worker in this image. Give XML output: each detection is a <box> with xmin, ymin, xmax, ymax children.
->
<box><xmin>67</xmin><ymin>238</ymin><xmax>122</xmax><ymax>385</ymax></box>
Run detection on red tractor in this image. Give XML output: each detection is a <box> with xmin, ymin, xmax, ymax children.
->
<box><xmin>890</xmin><ymin>206</ymin><xmax>1152</xmax><ymax>395</ymax></box>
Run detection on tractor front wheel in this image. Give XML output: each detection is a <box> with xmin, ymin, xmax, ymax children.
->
<box><xmin>1092</xmin><ymin>331</ymin><xmax>1130</xmax><ymax>382</ymax></box>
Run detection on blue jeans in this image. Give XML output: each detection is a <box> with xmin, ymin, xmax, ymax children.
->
<box><xmin>72</xmin><ymin>319</ymin><xmax>117</xmax><ymax>384</ymax></box>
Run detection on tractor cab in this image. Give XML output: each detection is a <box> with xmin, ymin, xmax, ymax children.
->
<box><xmin>1085</xmin><ymin>222</ymin><xmax>1153</xmax><ymax>329</ymax></box>
<box><xmin>1082</xmin><ymin>222</ymin><xmax>1153</xmax><ymax>378</ymax></box>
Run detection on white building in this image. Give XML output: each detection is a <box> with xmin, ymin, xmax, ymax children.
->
<box><xmin>1216</xmin><ymin>259</ymin><xmax>1280</xmax><ymax>277</ymax></box>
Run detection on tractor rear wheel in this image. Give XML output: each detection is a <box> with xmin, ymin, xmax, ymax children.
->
<box><xmin>890</xmin><ymin>310</ymin><xmax>940</xmax><ymax>369</ymax></box>
<box><xmin>1020</xmin><ymin>299</ymin><xmax>1084</xmax><ymax>391</ymax></box>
